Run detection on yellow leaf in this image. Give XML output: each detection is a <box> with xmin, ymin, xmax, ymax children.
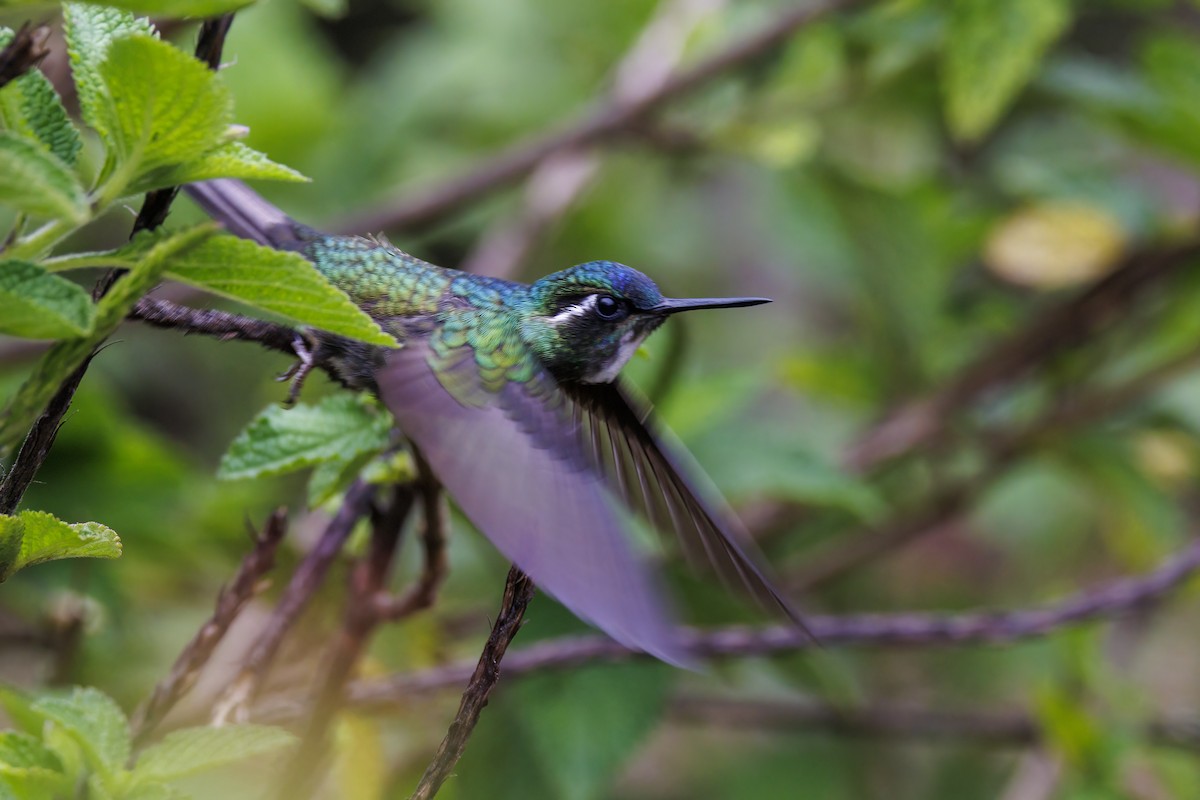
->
<box><xmin>984</xmin><ymin>203</ymin><xmax>1125</xmax><ymax>289</ymax></box>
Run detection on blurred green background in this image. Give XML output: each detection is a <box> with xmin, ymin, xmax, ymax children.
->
<box><xmin>3</xmin><ymin>0</ymin><xmax>1200</xmax><ymax>797</ymax></box>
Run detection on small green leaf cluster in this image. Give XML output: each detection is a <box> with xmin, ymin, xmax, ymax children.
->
<box><xmin>0</xmin><ymin>686</ymin><xmax>295</xmax><ymax>799</ymax></box>
<box><xmin>0</xmin><ymin>4</ymin><xmax>397</xmax><ymax>578</ymax></box>
<box><xmin>218</xmin><ymin>394</ymin><xmax>398</xmax><ymax>507</ymax></box>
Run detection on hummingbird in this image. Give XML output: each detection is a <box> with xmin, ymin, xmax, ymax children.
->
<box><xmin>186</xmin><ymin>179</ymin><xmax>803</xmax><ymax>665</ymax></box>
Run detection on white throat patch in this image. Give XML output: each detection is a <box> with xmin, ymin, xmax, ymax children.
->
<box><xmin>584</xmin><ymin>329</ymin><xmax>648</xmax><ymax>384</ymax></box>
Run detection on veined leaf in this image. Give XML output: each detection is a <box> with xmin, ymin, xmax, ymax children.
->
<box><xmin>0</xmin><ymin>133</ymin><xmax>89</xmax><ymax>223</ymax></box>
<box><xmin>162</xmin><ymin>233</ymin><xmax>397</xmax><ymax>346</ymax></box>
<box><xmin>68</xmin><ymin>0</ymin><xmax>254</xmax><ymax>17</ymax></box>
<box><xmin>31</xmin><ymin>688</ymin><xmax>131</xmax><ymax>775</ymax></box>
<box><xmin>0</xmin><ymin>29</ymin><xmax>82</xmax><ymax>166</ymax></box>
<box><xmin>219</xmin><ymin>395</ymin><xmax>392</xmax><ymax>481</ymax></box>
<box><xmin>0</xmin><ymin>261</ymin><xmax>95</xmax><ymax>339</ymax></box>
<box><xmin>0</xmin><ymin>225</ymin><xmax>217</xmax><ymax>449</ymax></box>
<box><xmin>96</xmin><ymin>34</ymin><xmax>232</xmax><ymax>180</ymax></box>
<box><xmin>133</xmin><ymin>725</ymin><xmax>294</xmax><ymax>782</ymax></box>
<box><xmin>131</xmin><ymin>141</ymin><xmax>308</xmax><ymax>195</ymax></box>
<box><xmin>0</xmin><ymin>511</ymin><xmax>121</xmax><ymax>582</ymax></box>
<box><xmin>942</xmin><ymin>0</ymin><xmax>1071</xmax><ymax>142</ymax></box>
<box><xmin>62</xmin><ymin>3</ymin><xmax>155</xmax><ymax>139</ymax></box>
<box><xmin>0</xmin><ymin>732</ymin><xmax>69</xmax><ymax>799</ymax></box>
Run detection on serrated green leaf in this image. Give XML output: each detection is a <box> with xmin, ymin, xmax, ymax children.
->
<box><xmin>96</xmin><ymin>34</ymin><xmax>231</xmax><ymax>181</ymax></box>
<box><xmin>162</xmin><ymin>234</ymin><xmax>397</xmax><ymax>346</ymax></box>
<box><xmin>133</xmin><ymin>725</ymin><xmax>295</xmax><ymax>782</ymax></box>
<box><xmin>0</xmin><ymin>261</ymin><xmax>95</xmax><ymax>339</ymax></box>
<box><xmin>130</xmin><ymin>142</ymin><xmax>308</xmax><ymax>196</ymax></box>
<box><xmin>0</xmin><ymin>732</ymin><xmax>62</xmax><ymax>772</ymax></box>
<box><xmin>0</xmin><ymin>30</ymin><xmax>82</xmax><ymax>166</ymax></box>
<box><xmin>0</xmin><ymin>732</ymin><xmax>68</xmax><ymax>799</ymax></box>
<box><xmin>0</xmin><ymin>133</ymin><xmax>88</xmax><ymax>223</ymax></box>
<box><xmin>63</xmin><ymin>3</ymin><xmax>156</xmax><ymax>138</ymax></box>
<box><xmin>32</xmin><ymin>688</ymin><xmax>131</xmax><ymax>774</ymax></box>
<box><xmin>942</xmin><ymin>0</ymin><xmax>1071</xmax><ymax>142</ymax></box>
<box><xmin>219</xmin><ymin>395</ymin><xmax>392</xmax><ymax>481</ymax></box>
<box><xmin>0</xmin><ymin>511</ymin><xmax>121</xmax><ymax>581</ymax></box>
<box><xmin>70</xmin><ymin>0</ymin><xmax>253</xmax><ymax>17</ymax></box>
<box><xmin>0</xmin><ymin>224</ymin><xmax>217</xmax><ymax>449</ymax></box>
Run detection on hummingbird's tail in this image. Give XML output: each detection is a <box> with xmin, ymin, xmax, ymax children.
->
<box><xmin>185</xmin><ymin>179</ymin><xmax>315</xmax><ymax>250</ymax></box>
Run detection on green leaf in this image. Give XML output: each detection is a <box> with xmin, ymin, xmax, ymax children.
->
<box><xmin>942</xmin><ymin>0</ymin><xmax>1071</xmax><ymax>142</ymax></box>
<box><xmin>0</xmin><ymin>517</ymin><xmax>20</xmax><ymax>584</ymax></box>
<box><xmin>96</xmin><ymin>34</ymin><xmax>232</xmax><ymax>181</ymax></box>
<box><xmin>162</xmin><ymin>234</ymin><xmax>397</xmax><ymax>346</ymax></box>
<box><xmin>0</xmin><ymin>225</ymin><xmax>217</xmax><ymax>449</ymax></box>
<box><xmin>32</xmin><ymin>688</ymin><xmax>131</xmax><ymax>774</ymax></box>
<box><xmin>0</xmin><ymin>133</ymin><xmax>89</xmax><ymax>223</ymax></box>
<box><xmin>130</xmin><ymin>142</ymin><xmax>309</xmax><ymax>195</ymax></box>
<box><xmin>0</xmin><ymin>30</ymin><xmax>82</xmax><ymax>166</ymax></box>
<box><xmin>62</xmin><ymin>3</ymin><xmax>155</xmax><ymax>138</ymax></box>
<box><xmin>133</xmin><ymin>725</ymin><xmax>295</xmax><ymax>782</ymax></box>
<box><xmin>306</xmin><ymin>450</ymin><xmax>375</xmax><ymax>507</ymax></box>
<box><xmin>0</xmin><ymin>511</ymin><xmax>121</xmax><ymax>582</ymax></box>
<box><xmin>0</xmin><ymin>732</ymin><xmax>62</xmax><ymax>771</ymax></box>
<box><xmin>219</xmin><ymin>395</ymin><xmax>392</xmax><ymax>481</ymax></box>
<box><xmin>69</xmin><ymin>0</ymin><xmax>253</xmax><ymax>17</ymax></box>
<box><xmin>0</xmin><ymin>732</ymin><xmax>69</xmax><ymax>799</ymax></box>
<box><xmin>0</xmin><ymin>261</ymin><xmax>95</xmax><ymax>339</ymax></box>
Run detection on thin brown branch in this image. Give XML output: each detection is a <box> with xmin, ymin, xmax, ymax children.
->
<box><xmin>278</xmin><ymin>483</ymin><xmax>415</xmax><ymax>799</ymax></box>
<box><xmin>845</xmin><ymin>238</ymin><xmax>1200</xmax><ymax>472</ymax></box>
<box><xmin>332</xmin><ymin>0</ymin><xmax>864</xmax><ymax>235</ymax></box>
<box><xmin>272</xmin><ymin>535</ymin><xmax>1200</xmax><ymax>717</ymax></box>
<box><xmin>0</xmin><ymin>352</ymin><xmax>92</xmax><ymax>515</ymax></box>
<box><xmin>0</xmin><ymin>23</ymin><xmax>50</xmax><ymax>90</ymax></box>
<box><xmin>787</xmin><ymin>339</ymin><xmax>1200</xmax><ymax>591</ymax></box>
<box><xmin>408</xmin><ymin>566</ymin><xmax>536</xmax><ymax>800</ymax></box>
<box><xmin>461</xmin><ymin>0</ymin><xmax>722</xmax><ymax>279</ymax></box>
<box><xmin>668</xmin><ymin>695</ymin><xmax>1200</xmax><ymax>752</ymax></box>
<box><xmin>375</xmin><ymin>454</ymin><xmax>448</xmax><ymax>621</ymax></box>
<box><xmin>212</xmin><ymin>480</ymin><xmax>375</xmax><ymax>725</ymax></box>
<box><xmin>132</xmin><ymin>508</ymin><xmax>288</xmax><ymax>743</ymax></box>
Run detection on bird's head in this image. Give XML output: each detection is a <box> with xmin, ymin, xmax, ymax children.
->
<box><xmin>521</xmin><ymin>261</ymin><xmax>769</xmax><ymax>384</ymax></box>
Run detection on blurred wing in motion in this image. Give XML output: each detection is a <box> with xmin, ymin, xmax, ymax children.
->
<box><xmin>375</xmin><ymin>341</ymin><xmax>690</xmax><ymax>665</ymax></box>
<box><xmin>568</xmin><ymin>381</ymin><xmax>807</xmax><ymax>631</ymax></box>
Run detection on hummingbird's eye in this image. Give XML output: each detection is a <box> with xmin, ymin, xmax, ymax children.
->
<box><xmin>594</xmin><ymin>294</ymin><xmax>623</xmax><ymax>320</ymax></box>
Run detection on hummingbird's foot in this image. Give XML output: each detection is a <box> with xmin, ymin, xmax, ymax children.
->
<box><xmin>278</xmin><ymin>333</ymin><xmax>318</xmax><ymax>406</ymax></box>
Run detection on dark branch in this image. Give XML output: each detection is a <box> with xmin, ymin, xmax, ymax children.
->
<box><xmin>269</xmin><ymin>535</ymin><xmax>1200</xmax><ymax>716</ymax></box>
<box><xmin>375</xmin><ymin>453</ymin><xmax>448</xmax><ymax>621</ymax></box>
<box><xmin>278</xmin><ymin>483</ymin><xmax>415</xmax><ymax>799</ymax></box>
<box><xmin>0</xmin><ymin>23</ymin><xmax>50</xmax><ymax>90</ymax></box>
<box><xmin>132</xmin><ymin>508</ymin><xmax>288</xmax><ymax>742</ymax></box>
<box><xmin>333</xmin><ymin>0</ymin><xmax>864</xmax><ymax>235</ymax></box>
<box><xmin>408</xmin><ymin>566</ymin><xmax>536</xmax><ymax>800</ymax></box>
<box><xmin>0</xmin><ymin>353</ymin><xmax>92</xmax><ymax>515</ymax></box>
<box><xmin>212</xmin><ymin>480</ymin><xmax>375</xmax><ymax>724</ymax></box>
<box><xmin>669</xmin><ymin>695</ymin><xmax>1200</xmax><ymax>752</ymax></box>
<box><xmin>845</xmin><ymin>238</ymin><xmax>1200</xmax><ymax>472</ymax></box>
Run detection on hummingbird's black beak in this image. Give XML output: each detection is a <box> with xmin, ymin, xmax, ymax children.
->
<box><xmin>651</xmin><ymin>296</ymin><xmax>772</xmax><ymax>315</ymax></box>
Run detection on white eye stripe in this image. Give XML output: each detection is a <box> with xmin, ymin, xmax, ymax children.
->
<box><xmin>548</xmin><ymin>293</ymin><xmax>598</xmax><ymax>324</ymax></box>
